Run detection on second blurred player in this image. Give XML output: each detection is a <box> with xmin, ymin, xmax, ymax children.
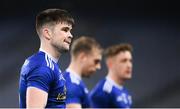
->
<box><xmin>64</xmin><ymin>36</ymin><xmax>103</xmax><ymax>108</ymax></box>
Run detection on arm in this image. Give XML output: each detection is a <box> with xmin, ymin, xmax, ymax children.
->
<box><xmin>65</xmin><ymin>79</ymin><xmax>83</xmax><ymax>108</ymax></box>
<box><xmin>66</xmin><ymin>103</ymin><xmax>82</xmax><ymax>108</ymax></box>
<box><xmin>26</xmin><ymin>87</ymin><xmax>48</xmax><ymax>108</ymax></box>
<box><xmin>26</xmin><ymin>67</ymin><xmax>52</xmax><ymax>108</ymax></box>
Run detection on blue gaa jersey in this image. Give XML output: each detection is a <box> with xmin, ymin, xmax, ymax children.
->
<box><xmin>89</xmin><ymin>77</ymin><xmax>132</xmax><ymax>108</ymax></box>
<box><xmin>19</xmin><ymin>50</ymin><xmax>66</xmax><ymax>108</ymax></box>
<box><xmin>64</xmin><ymin>69</ymin><xmax>90</xmax><ymax>108</ymax></box>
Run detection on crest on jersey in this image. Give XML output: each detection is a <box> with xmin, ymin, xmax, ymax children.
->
<box><xmin>56</xmin><ymin>86</ymin><xmax>67</xmax><ymax>100</ymax></box>
<box><xmin>59</xmin><ymin>74</ymin><xmax>65</xmax><ymax>81</ymax></box>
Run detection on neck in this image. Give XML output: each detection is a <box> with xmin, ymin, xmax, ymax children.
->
<box><xmin>107</xmin><ymin>71</ymin><xmax>125</xmax><ymax>86</ymax></box>
<box><xmin>68</xmin><ymin>59</ymin><xmax>82</xmax><ymax>77</ymax></box>
<box><xmin>40</xmin><ymin>42</ymin><xmax>61</xmax><ymax>61</ymax></box>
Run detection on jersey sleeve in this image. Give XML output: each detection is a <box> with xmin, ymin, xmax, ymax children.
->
<box><xmin>26</xmin><ymin>66</ymin><xmax>53</xmax><ymax>92</ymax></box>
<box><xmin>90</xmin><ymin>90</ymin><xmax>111</xmax><ymax>108</ymax></box>
<box><xmin>66</xmin><ymin>82</ymin><xmax>82</xmax><ymax>104</ymax></box>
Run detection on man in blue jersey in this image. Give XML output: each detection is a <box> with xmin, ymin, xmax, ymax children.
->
<box><xmin>64</xmin><ymin>36</ymin><xmax>103</xmax><ymax>108</ymax></box>
<box><xmin>19</xmin><ymin>8</ymin><xmax>74</xmax><ymax>108</ymax></box>
<box><xmin>89</xmin><ymin>43</ymin><xmax>133</xmax><ymax>108</ymax></box>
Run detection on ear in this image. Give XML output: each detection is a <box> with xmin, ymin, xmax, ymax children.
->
<box><xmin>79</xmin><ymin>52</ymin><xmax>88</xmax><ymax>62</ymax></box>
<box><xmin>106</xmin><ymin>58</ymin><xmax>113</xmax><ymax>69</ymax></box>
<box><xmin>42</xmin><ymin>27</ymin><xmax>52</xmax><ymax>40</ymax></box>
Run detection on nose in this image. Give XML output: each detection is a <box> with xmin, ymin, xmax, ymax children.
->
<box><xmin>68</xmin><ymin>32</ymin><xmax>73</xmax><ymax>38</ymax></box>
<box><xmin>128</xmin><ymin>61</ymin><xmax>132</xmax><ymax>69</ymax></box>
<box><xmin>96</xmin><ymin>63</ymin><xmax>101</xmax><ymax>70</ymax></box>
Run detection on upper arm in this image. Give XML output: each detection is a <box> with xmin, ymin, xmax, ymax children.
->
<box><xmin>66</xmin><ymin>103</ymin><xmax>82</xmax><ymax>108</ymax></box>
<box><xmin>66</xmin><ymin>83</ymin><xmax>82</xmax><ymax>106</ymax></box>
<box><xmin>27</xmin><ymin>66</ymin><xmax>53</xmax><ymax>93</ymax></box>
<box><xmin>90</xmin><ymin>90</ymin><xmax>110</xmax><ymax>108</ymax></box>
<box><xmin>26</xmin><ymin>87</ymin><xmax>48</xmax><ymax>108</ymax></box>
<box><xmin>26</xmin><ymin>67</ymin><xmax>53</xmax><ymax>107</ymax></box>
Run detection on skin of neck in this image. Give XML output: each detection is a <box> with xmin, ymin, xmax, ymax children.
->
<box><xmin>40</xmin><ymin>40</ymin><xmax>61</xmax><ymax>60</ymax></box>
<box><xmin>68</xmin><ymin>57</ymin><xmax>83</xmax><ymax>77</ymax></box>
<box><xmin>107</xmin><ymin>70</ymin><xmax>125</xmax><ymax>86</ymax></box>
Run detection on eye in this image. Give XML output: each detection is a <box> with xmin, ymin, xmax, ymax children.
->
<box><xmin>121</xmin><ymin>58</ymin><xmax>128</xmax><ymax>63</ymax></box>
<box><xmin>62</xmin><ymin>27</ymin><xmax>70</xmax><ymax>32</ymax></box>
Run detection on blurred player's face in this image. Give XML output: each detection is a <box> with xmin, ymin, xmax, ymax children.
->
<box><xmin>82</xmin><ymin>48</ymin><xmax>102</xmax><ymax>77</ymax></box>
<box><xmin>51</xmin><ymin>22</ymin><xmax>73</xmax><ymax>53</ymax></box>
<box><xmin>111</xmin><ymin>51</ymin><xmax>132</xmax><ymax>80</ymax></box>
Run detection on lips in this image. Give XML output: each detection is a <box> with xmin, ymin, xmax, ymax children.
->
<box><xmin>64</xmin><ymin>39</ymin><xmax>71</xmax><ymax>45</ymax></box>
<box><xmin>126</xmin><ymin>69</ymin><xmax>132</xmax><ymax>74</ymax></box>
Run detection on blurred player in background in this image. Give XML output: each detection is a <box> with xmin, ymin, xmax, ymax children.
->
<box><xmin>89</xmin><ymin>43</ymin><xmax>133</xmax><ymax>108</ymax></box>
<box><xmin>19</xmin><ymin>8</ymin><xmax>74</xmax><ymax>108</ymax></box>
<box><xmin>64</xmin><ymin>36</ymin><xmax>103</xmax><ymax>108</ymax></box>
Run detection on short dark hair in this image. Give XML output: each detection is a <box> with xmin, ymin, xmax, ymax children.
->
<box><xmin>36</xmin><ymin>8</ymin><xmax>74</xmax><ymax>35</ymax></box>
<box><xmin>70</xmin><ymin>36</ymin><xmax>103</xmax><ymax>57</ymax></box>
<box><xmin>104</xmin><ymin>43</ymin><xmax>133</xmax><ymax>59</ymax></box>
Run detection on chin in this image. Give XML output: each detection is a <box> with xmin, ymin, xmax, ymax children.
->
<box><xmin>126</xmin><ymin>76</ymin><xmax>132</xmax><ymax>79</ymax></box>
<box><xmin>82</xmin><ymin>74</ymin><xmax>90</xmax><ymax>78</ymax></box>
<box><xmin>64</xmin><ymin>47</ymin><xmax>70</xmax><ymax>51</ymax></box>
<box><xmin>58</xmin><ymin>47</ymin><xmax>69</xmax><ymax>53</ymax></box>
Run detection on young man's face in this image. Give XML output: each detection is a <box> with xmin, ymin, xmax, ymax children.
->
<box><xmin>51</xmin><ymin>22</ymin><xmax>73</xmax><ymax>53</ymax></box>
<box><xmin>82</xmin><ymin>48</ymin><xmax>102</xmax><ymax>77</ymax></box>
<box><xmin>111</xmin><ymin>51</ymin><xmax>133</xmax><ymax>80</ymax></box>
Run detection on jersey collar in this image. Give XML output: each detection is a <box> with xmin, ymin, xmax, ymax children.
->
<box><xmin>39</xmin><ymin>48</ymin><xmax>58</xmax><ymax>63</ymax></box>
<box><xmin>66</xmin><ymin>68</ymin><xmax>82</xmax><ymax>80</ymax></box>
<box><xmin>106</xmin><ymin>76</ymin><xmax>123</xmax><ymax>90</ymax></box>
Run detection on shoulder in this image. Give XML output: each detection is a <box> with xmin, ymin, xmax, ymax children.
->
<box><xmin>24</xmin><ymin>53</ymin><xmax>54</xmax><ymax>79</ymax></box>
<box><xmin>21</xmin><ymin>53</ymin><xmax>50</xmax><ymax>77</ymax></box>
<box><xmin>102</xmin><ymin>78</ymin><xmax>115</xmax><ymax>94</ymax></box>
<box><xmin>64</xmin><ymin>71</ymin><xmax>84</xmax><ymax>94</ymax></box>
<box><xmin>102</xmin><ymin>77</ymin><xmax>125</xmax><ymax>95</ymax></box>
<box><xmin>89</xmin><ymin>78</ymin><xmax>110</xmax><ymax>103</ymax></box>
<box><xmin>90</xmin><ymin>78</ymin><xmax>107</xmax><ymax>96</ymax></box>
<box><xmin>27</xmin><ymin>52</ymin><xmax>56</xmax><ymax>71</ymax></box>
<box><xmin>26</xmin><ymin>66</ymin><xmax>53</xmax><ymax>81</ymax></box>
<box><xmin>64</xmin><ymin>71</ymin><xmax>81</xmax><ymax>85</ymax></box>
<box><xmin>91</xmin><ymin>78</ymin><xmax>115</xmax><ymax>94</ymax></box>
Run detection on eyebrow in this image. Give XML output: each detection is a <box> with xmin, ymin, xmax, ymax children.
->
<box><xmin>61</xmin><ymin>27</ymin><xmax>71</xmax><ymax>30</ymax></box>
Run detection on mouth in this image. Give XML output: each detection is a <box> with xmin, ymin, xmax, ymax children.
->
<box><xmin>126</xmin><ymin>70</ymin><xmax>132</xmax><ymax>74</ymax></box>
<box><xmin>64</xmin><ymin>39</ymin><xmax>71</xmax><ymax>45</ymax></box>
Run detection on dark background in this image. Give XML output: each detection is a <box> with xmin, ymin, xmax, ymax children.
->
<box><xmin>0</xmin><ymin>0</ymin><xmax>180</xmax><ymax>107</ymax></box>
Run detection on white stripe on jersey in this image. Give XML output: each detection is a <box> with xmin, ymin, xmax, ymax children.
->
<box><xmin>23</xmin><ymin>59</ymin><xmax>29</xmax><ymax>66</ymax></box>
<box><xmin>51</xmin><ymin>59</ymin><xmax>54</xmax><ymax>70</ymax></box>
<box><xmin>70</xmin><ymin>72</ymin><xmax>80</xmax><ymax>85</ymax></box>
<box><xmin>45</xmin><ymin>54</ymin><xmax>50</xmax><ymax>67</ymax></box>
<box><xmin>48</xmin><ymin>57</ymin><xmax>52</xmax><ymax>69</ymax></box>
<box><xmin>49</xmin><ymin>56</ymin><xmax>54</xmax><ymax>70</ymax></box>
<box><xmin>45</xmin><ymin>54</ymin><xmax>54</xmax><ymax>70</ymax></box>
<box><xmin>103</xmin><ymin>80</ymin><xmax>113</xmax><ymax>93</ymax></box>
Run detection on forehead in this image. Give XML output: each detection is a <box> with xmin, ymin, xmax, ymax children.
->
<box><xmin>89</xmin><ymin>48</ymin><xmax>102</xmax><ymax>58</ymax></box>
<box><xmin>115</xmin><ymin>51</ymin><xmax>132</xmax><ymax>59</ymax></box>
<box><xmin>55</xmin><ymin>22</ymin><xmax>72</xmax><ymax>29</ymax></box>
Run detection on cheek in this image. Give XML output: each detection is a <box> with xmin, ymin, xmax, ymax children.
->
<box><xmin>55</xmin><ymin>31</ymin><xmax>64</xmax><ymax>37</ymax></box>
<box><xmin>115</xmin><ymin>64</ymin><xmax>124</xmax><ymax>73</ymax></box>
<box><xmin>61</xmin><ymin>31</ymin><xmax>68</xmax><ymax>37</ymax></box>
<box><xmin>83</xmin><ymin>63</ymin><xmax>90</xmax><ymax>70</ymax></box>
<box><xmin>87</xmin><ymin>62</ymin><xmax>95</xmax><ymax>70</ymax></box>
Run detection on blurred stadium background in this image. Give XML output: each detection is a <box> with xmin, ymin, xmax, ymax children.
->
<box><xmin>0</xmin><ymin>0</ymin><xmax>179</xmax><ymax>107</ymax></box>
